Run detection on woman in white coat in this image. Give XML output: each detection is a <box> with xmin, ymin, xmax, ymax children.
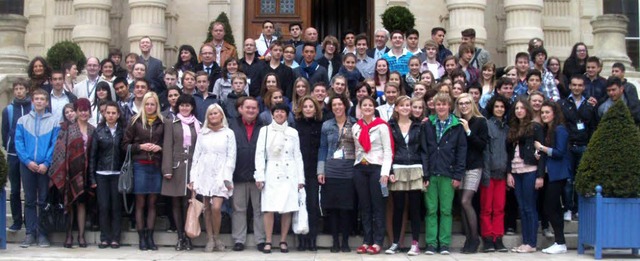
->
<box><xmin>189</xmin><ymin>104</ymin><xmax>236</xmax><ymax>252</ymax></box>
<box><xmin>254</xmin><ymin>102</ymin><xmax>305</xmax><ymax>254</ymax></box>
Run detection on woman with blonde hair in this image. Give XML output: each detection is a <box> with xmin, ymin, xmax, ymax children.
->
<box><xmin>189</xmin><ymin>103</ymin><xmax>236</xmax><ymax>252</ymax></box>
<box><xmin>123</xmin><ymin>91</ymin><xmax>164</xmax><ymax>251</ymax></box>
<box><xmin>291</xmin><ymin>77</ymin><xmax>311</xmax><ymax>112</ymax></box>
<box><xmin>454</xmin><ymin>93</ymin><xmax>488</xmax><ymax>253</ymax></box>
<box><xmin>479</xmin><ymin>62</ymin><xmax>496</xmax><ymax>109</ymax></box>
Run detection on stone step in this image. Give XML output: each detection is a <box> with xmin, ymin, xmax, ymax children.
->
<box><xmin>4</xmin><ymin>212</ymin><xmax>580</xmax><ymax>235</ymax></box>
<box><xmin>4</xmin><ymin>229</ymin><xmax>579</xmax><ymax>250</ymax></box>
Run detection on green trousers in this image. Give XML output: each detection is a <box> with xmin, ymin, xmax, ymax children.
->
<box><xmin>424</xmin><ymin>175</ymin><xmax>455</xmax><ymax>247</ymax></box>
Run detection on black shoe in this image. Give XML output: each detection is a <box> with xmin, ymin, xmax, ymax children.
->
<box><xmin>424</xmin><ymin>245</ymin><xmax>436</xmax><ymax>255</ymax></box>
<box><xmin>146</xmin><ymin>229</ymin><xmax>158</xmax><ymax>251</ymax></box>
<box><xmin>138</xmin><ymin>230</ymin><xmax>148</xmax><ymax>250</ymax></box>
<box><xmin>184</xmin><ymin>236</ymin><xmax>193</xmax><ymax>251</ymax></box>
<box><xmin>341</xmin><ymin>242</ymin><xmax>351</xmax><ymax>253</ymax></box>
<box><xmin>482</xmin><ymin>237</ymin><xmax>495</xmax><ymax>252</ymax></box>
<box><xmin>495</xmin><ymin>237</ymin><xmax>508</xmax><ymax>252</ymax></box>
<box><xmin>461</xmin><ymin>238</ymin><xmax>470</xmax><ymax>253</ymax></box>
<box><xmin>297</xmin><ymin>236</ymin><xmax>306</xmax><ymax>251</ymax></box>
<box><xmin>262</xmin><ymin>243</ymin><xmax>272</xmax><ymax>254</ymax></box>
<box><xmin>233</xmin><ymin>242</ymin><xmax>245</xmax><ymax>251</ymax></box>
<box><xmin>175</xmin><ymin>233</ymin><xmax>185</xmax><ymax>251</ymax></box>
<box><xmin>439</xmin><ymin>245</ymin><xmax>450</xmax><ymax>255</ymax></box>
<box><xmin>7</xmin><ymin>222</ymin><xmax>22</xmax><ymax>232</ymax></box>
<box><xmin>330</xmin><ymin>240</ymin><xmax>340</xmax><ymax>253</ymax></box>
<box><xmin>257</xmin><ymin>242</ymin><xmax>265</xmax><ymax>252</ymax></box>
<box><xmin>99</xmin><ymin>241</ymin><xmax>110</xmax><ymax>249</ymax></box>
<box><xmin>308</xmin><ymin>239</ymin><xmax>317</xmax><ymax>251</ymax></box>
<box><xmin>279</xmin><ymin>242</ymin><xmax>289</xmax><ymax>253</ymax></box>
<box><xmin>466</xmin><ymin>238</ymin><xmax>479</xmax><ymax>254</ymax></box>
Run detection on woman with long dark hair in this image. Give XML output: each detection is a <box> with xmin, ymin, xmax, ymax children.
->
<box><xmin>506</xmin><ymin>98</ymin><xmax>545</xmax><ymax>253</ymax></box>
<box><xmin>89</xmin><ymin>101</ymin><xmax>125</xmax><ymax>249</ymax></box>
<box><xmin>562</xmin><ymin>42</ymin><xmax>589</xmax><ymax>81</ymax></box>
<box><xmin>318</xmin><ymin>94</ymin><xmax>357</xmax><ymax>253</ymax></box>
<box><xmin>90</xmin><ymin>82</ymin><xmax>114</xmax><ymax>126</ymax></box>
<box><xmin>174</xmin><ymin>45</ymin><xmax>198</xmax><ymax>88</ymax></box>
<box><xmin>535</xmin><ymin>101</ymin><xmax>570</xmax><ymax>254</ymax></box>
<box><xmin>49</xmin><ymin>98</ymin><xmax>95</xmax><ymax>248</ymax></box>
<box><xmin>293</xmin><ymin>96</ymin><xmax>323</xmax><ymax>251</ymax></box>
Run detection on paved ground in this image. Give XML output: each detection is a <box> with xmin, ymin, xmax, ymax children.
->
<box><xmin>1</xmin><ymin>243</ymin><xmax>638</xmax><ymax>261</ymax></box>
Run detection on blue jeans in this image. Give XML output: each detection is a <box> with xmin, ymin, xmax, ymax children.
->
<box><xmin>20</xmin><ymin>163</ymin><xmax>49</xmax><ymax>236</ymax></box>
<box><xmin>565</xmin><ymin>145</ymin><xmax>586</xmax><ymax>212</ymax></box>
<box><xmin>8</xmin><ymin>155</ymin><xmax>23</xmax><ymax>226</ymax></box>
<box><xmin>513</xmin><ymin>171</ymin><xmax>538</xmax><ymax>247</ymax></box>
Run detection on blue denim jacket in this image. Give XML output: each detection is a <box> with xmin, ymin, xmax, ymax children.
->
<box><xmin>317</xmin><ymin>117</ymin><xmax>356</xmax><ymax>175</ymax></box>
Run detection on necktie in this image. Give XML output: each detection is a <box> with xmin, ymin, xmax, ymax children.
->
<box><xmin>327</xmin><ymin>61</ymin><xmax>333</xmax><ymax>82</ymax></box>
<box><xmin>206</xmin><ymin>67</ymin><xmax>211</xmax><ymax>75</ymax></box>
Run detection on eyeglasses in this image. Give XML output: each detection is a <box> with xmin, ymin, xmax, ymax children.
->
<box><xmin>457</xmin><ymin>101</ymin><xmax>472</xmax><ymax>106</ymax></box>
<box><xmin>577</xmin><ymin>49</ymin><xmax>587</xmax><ymax>53</ymax></box>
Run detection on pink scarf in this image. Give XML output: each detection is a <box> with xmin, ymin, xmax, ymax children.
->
<box><xmin>176</xmin><ymin>114</ymin><xmax>201</xmax><ymax>148</ymax></box>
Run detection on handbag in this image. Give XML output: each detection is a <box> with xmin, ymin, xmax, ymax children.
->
<box><xmin>118</xmin><ymin>144</ymin><xmax>134</xmax><ymax>214</ymax></box>
<box><xmin>185</xmin><ymin>191</ymin><xmax>204</xmax><ymax>239</ymax></box>
<box><xmin>292</xmin><ymin>188</ymin><xmax>309</xmax><ymax>235</ymax></box>
<box><xmin>40</xmin><ymin>187</ymin><xmax>67</xmax><ymax>233</ymax></box>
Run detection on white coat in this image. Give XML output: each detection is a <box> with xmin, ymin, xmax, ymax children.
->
<box><xmin>254</xmin><ymin>122</ymin><xmax>304</xmax><ymax>213</ymax></box>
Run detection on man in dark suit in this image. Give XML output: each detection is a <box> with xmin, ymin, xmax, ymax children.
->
<box><xmin>366</xmin><ymin>28</ymin><xmax>390</xmax><ymax>60</ymax></box>
<box><xmin>194</xmin><ymin>43</ymin><xmax>222</xmax><ymax>92</ymax></box>
<box><xmin>138</xmin><ymin>36</ymin><xmax>165</xmax><ymax>94</ymax></box>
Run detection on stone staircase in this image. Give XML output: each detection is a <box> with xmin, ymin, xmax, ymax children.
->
<box><xmin>4</xmin><ymin>190</ymin><xmax>579</xmax><ymax>250</ymax></box>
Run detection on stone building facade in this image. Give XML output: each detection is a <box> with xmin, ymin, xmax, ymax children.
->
<box><xmin>0</xmin><ymin>0</ymin><xmax>637</xmax><ymax>104</ymax></box>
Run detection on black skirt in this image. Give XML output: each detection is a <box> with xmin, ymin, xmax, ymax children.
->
<box><xmin>321</xmin><ymin>177</ymin><xmax>355</xmax><ymax>210</ymax></box>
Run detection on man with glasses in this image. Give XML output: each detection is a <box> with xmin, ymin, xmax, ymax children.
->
<box><xmin>195</xmin><ymin>43</ymin><xmax>222</xmax><ymax>92</ymax></box>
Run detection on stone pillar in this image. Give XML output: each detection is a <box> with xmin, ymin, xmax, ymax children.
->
<box><xmin>591</xmin><ymin>14</ymin><xmax>634</xmax><ymax>73</ymax></box>
<box><xmin>128</xmin><ymin>0</ymin><xmax>167</xmax><ymax>62</ymax></box>
<box><xmin>445</xmin><ymin>0</ymin><xmax>487</xmax><ymax>53</ymax></box>
<box><xmin>72</xmin><ymin>0</ymin><xmax>112</xmax><ymax>59</ymax></box>
<box><xmin>0</xmin><ymin>14</ymin><xmax>29</xmax><ymax>73</ymax></box>
<box><xmin>503</xmin><ymin>0</ymin><xmax>543</xmax><ymax>65</ymax></box>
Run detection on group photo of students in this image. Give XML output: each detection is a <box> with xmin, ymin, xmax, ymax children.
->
<box><xmin>3</xmin><ymin>19</ymin><xmax>640</xmax><ymax>257</ymax></box>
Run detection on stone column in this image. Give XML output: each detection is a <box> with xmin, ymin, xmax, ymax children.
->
<box><xmin>0</xmin><ymin>14</ymin><xmax>29</xmax><ymax>74</ymax></box>
<box><xmin>128</xmin><ymin>0</ymin><xmax>167</xmax><ymax>62</ymax></box>
<box><xmin>72</xmin><ymin>0</ymin><xmax>112</xmax><ymax>59</ymax></box>
<box><xmin>591</xmin><ymin>14</ymin><xmax>634</xmax><ymax>73</ymax></box>
<box><xmin>503</xmin><ymin>0</ymin><xmax>543</xmax><ymax>65</ymax></box>
<box><xmin>445</xmin><ymin>0</ymin><xmax>487</xmax><ymax>53</ymax></box>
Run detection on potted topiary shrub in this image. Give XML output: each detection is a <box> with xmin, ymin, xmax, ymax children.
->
<box><xmin>46</xmin><ymin>41</ymin><xmax>87</xmax><ymax>72</ymax></box>
<box><xmin>575</xmin><ymin>100</ymin><xmax>640</xmax><ymax>259</ymax></box>
<box><xmin>380</xmin><ymin>6</ymin><xmax>415</xmax><ymax>33</ymax></box>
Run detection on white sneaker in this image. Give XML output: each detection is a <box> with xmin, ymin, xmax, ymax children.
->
<box><xmin>385</xmin><ymin>243</ymin><xmax>399</xmax><ymax>254</ymax></box>
<box><xmin>542</xmin><ymin>243</ymin><xmax>567</xmax><ymax>254</ymax></box>
<box><xmin>407</xmin><ymin>244</ymin><xmax>420</xmax><ymax>256</ymax></box>
<box><xmin>564</xmin><ymin>211</ymin><xmax>572</xmax><ymax>221</ymax></box>
<box><xmin>543</xmin><ymin>228</ymin><xmax>555</xmax><ymax>237</ymax></box>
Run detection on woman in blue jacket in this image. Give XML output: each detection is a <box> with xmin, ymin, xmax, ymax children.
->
<box><xmin>534</xmin><ymin>101</ymin><xmax>570</xmax><ymax>255</ymax></box>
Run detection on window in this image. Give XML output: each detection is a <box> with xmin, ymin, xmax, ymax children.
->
<box><xmin>260</xmin><ymin>0</ymin><xmax>296</xmax><ymax>16</ymax></box>
<box><xmin>604</xmin><ymin>0</ymin><xmax>639</xmax><ymax>68</ymax></box>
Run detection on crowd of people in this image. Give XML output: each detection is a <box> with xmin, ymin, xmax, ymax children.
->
<box><xmin>3</xmin><ymin>19</ymin><xmax>640</xmax><ymax>256</ymax></box>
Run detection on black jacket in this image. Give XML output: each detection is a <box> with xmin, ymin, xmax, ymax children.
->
<box><xmin>317</xmin><ymin>55</ymin><xmax>342</xmax><ymax>81</ymax></box>
<box><xmin>422</xmin><ymin>115</ymin><xmax>467</xmax><ymax>181</ymax></box>
<box><xmin>88</xmin><ymin>123</ymin><xmax>125</xmax><ymax>185</ymax></box>
<box><xmin>465</xmin><ymin>116</ymin><xmax>489</xmax><ymax>170</ymax></box>
<box><xmin>506</xmin><ymin>122</ymin><xmax>546</xmax><ymax>178</ymax></box>
<box><xmin>560</xmin><ymin>96</ymin><xmax>596</xmax><ymax>146</ymax></box>
<box><xmin>223</xmin><ymin>92</ymin><xmax>247</xmax><ymax>120</ymax></box>
<box><xmin>240</xmin><ymin>56</ymin><xmax>267</xmax><ymax>97</ymax></box>
<box><xmin>389</xmin><ymin>119</ymin><xmax>428</xmax><ymax>171</ymax></box>
<box><xmin>229</xmin><ymin>117</ymin><xmax>265</xmax><ymax>183</ymax></box>
<box><xmin>295</xmin><ymin>117</ymin><xmax>323</xmax><ymax>178</ymax></box>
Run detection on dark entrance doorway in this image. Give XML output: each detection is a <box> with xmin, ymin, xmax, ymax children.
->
<box><xmin>311</xmin><ymin>0</ymin><xmax>373</xmax><ymax>41</ymax></box>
